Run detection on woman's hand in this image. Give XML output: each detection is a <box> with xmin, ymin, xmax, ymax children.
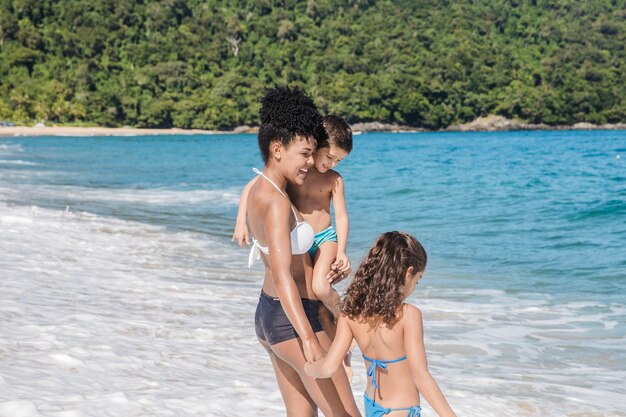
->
<box><xmin>326</xmin><ymin>252</ymin><xmax>352</xmax><ymax>284</ymax></box>
<box><xmin>232</xmin><ymin>222</ymin><xmax>250</xmax><ymax>247</ymax></box>
<box><xmin>305</xmin><ymin>316</ymin><xmax>354</xmax><ymax>380</ymax></box>
<box><xmin>302</xmin><ymin>338</ymin><xmax>325</xmax><ymax>363</ymax></box>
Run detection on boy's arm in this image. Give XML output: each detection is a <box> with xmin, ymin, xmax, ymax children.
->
<box><xmin>232</xmin><ymin>176</ymin><xmax>258</xmax><ymax>247</ymax></box>
<box><xmin>404</xmin><ymin>305</ymin><xmax>457</xmax><ymax>417</ymax></box>
<box><xmin>304</xmin><ymin>315</ymin><xmax>354</xmax><ymax>378</ymax></box>
<box><xmin>330</xmin><ymin>173</ymin><xmax>351</xmax><ymax>279</ymax></box>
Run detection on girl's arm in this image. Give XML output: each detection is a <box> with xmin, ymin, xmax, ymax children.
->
<box><xmin>329</xmin><ymin>173</ymin><xmax>351</xmax><ymax>279</ymax></box>
<box><xmin>305</xmin><ymin>315</ymin><xmax>354</xmax><ymax>378</ymax></box>
<box><xmin>266</xmin><ymin>197</ymin><xmax>324</xmax><ymax>363</ymax></box>
<box><xmin>404</xmin><ymin>304</ymin><xmax>457</xmax><ymax>417</ymax></box>
<box><xmin>232</xmin><ymin>177</ymin><xmax>258</xmax><ymax>247</ymax></box>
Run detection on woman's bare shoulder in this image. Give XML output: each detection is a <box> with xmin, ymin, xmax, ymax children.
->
<box><xmin>253</xmin><ymin>185</ymin><xmax>291</xmax><ymax>213</ymax></box>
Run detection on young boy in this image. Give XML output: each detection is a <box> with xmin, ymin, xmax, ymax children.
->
<box><xmin>233</xmin><ymin>115</ymin><xmax>353</xmax><ymax>332</ymax></box>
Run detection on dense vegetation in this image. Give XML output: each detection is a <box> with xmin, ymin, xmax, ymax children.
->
<box><xmin>1</xmin><ymin>0</ymin><xmax>625</xmax><ymax>129</ymax></box>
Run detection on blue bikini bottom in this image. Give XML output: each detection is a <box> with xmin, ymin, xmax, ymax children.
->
<box><xmin>364</xmin><ymin>392</ymin><xmax>421</xmax><ymax>417</ymax></box>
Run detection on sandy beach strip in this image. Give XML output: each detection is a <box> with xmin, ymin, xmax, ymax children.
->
<box><xmin>3</xmin><ymin>118</ymin><xmax>625</xmax><ymax>137</ymax></box>
<box><xmin>0</xmin><ymin>126</ymin><xmax>238</xmax><ymax>137</ymax></box>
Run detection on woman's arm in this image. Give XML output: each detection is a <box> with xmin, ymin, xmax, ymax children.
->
<box><xmin>232</xmin><ymin>177</ymin><xmax>258</xmax><ymax>247</ymax></box>
<box><xmin>329</xmin><ymin>173</ymin><xmax>351</xmax><ymax>278</ymax></box>
<box><xmin>266</xmin><ymin>197</ymin><xmax>324</xmax><ymax>362</ymax></box>
<box><xmin>404</xmin><ymin>304</ymin><xmax>457</xmax><ymax>417</ymax></box>
<box><xmin>305</xmin><ymin>315</ymin><xmax>354</xmax><ymax>378</ymax></box>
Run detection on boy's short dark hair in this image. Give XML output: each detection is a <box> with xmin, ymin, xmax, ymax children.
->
<box><xmin>258</xmin><ymin>86</ymin><xmax>322</xmax><ymax>163</ymax></box>
<box><xmin>321</xmin><ymin>115</ymin><xmax>352</xmax><ymax>153</ymax></box>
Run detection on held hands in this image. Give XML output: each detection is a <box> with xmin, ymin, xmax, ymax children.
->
<box><xmin>304</xmin><ymin>359</ymin><xmax>327</xmax><ymax>379</ymax></box>
<box><xmin>303</xmin><ymin>338</ymin><xmax>331</xmax><ymax>379</ymax></box>
<box><xmin>302</xmin><ymin>338</ymin><xmax>325</xmax><ymax>364</ymax></box>
<box><xmin>326</xmin><ymin>252</ymin><xmax>351</xmax><ymax>284</ymax></box>
<box><xmin>232</xmin><ymin>222</ymin><xmax>250</xmax><ymax>247</ymax></box>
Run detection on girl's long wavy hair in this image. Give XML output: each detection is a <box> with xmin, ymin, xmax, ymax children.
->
<box><xmin>341</xmin><ymin>231</ymin><xmax>427</xmax><ymax>326</ymax></box>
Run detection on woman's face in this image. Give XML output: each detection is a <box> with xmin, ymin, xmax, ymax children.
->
<box><xmin>278</xmin><ymin>135</ymin><xmax>315</xmax><ymax>185</ymax></box>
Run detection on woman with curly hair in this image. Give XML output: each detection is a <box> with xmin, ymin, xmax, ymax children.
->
<box><xmin>247</xmin><ymin>86</ymin><xmax>360</xmax><ymax>416</ymax></box>
<box><xmin>305</xmin><ymin>232</ymin><xmax>457</xmax><ymax>417</ymax></box>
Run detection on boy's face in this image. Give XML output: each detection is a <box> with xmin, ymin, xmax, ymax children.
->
<box><xmin>313</xmin><ymin>144</ymin><xmax>349</xmax><ymax>173</ymax></box>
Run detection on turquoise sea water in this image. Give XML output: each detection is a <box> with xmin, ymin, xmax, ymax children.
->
<box><xmin>3</xmin><ymin>131</ymin><xmax>625</xmax><ymax>298</ymax></box>
<box><xmin>1</xmin><ymin>130</ymin><xmax>625</xmax><ymax>416</ymax></box>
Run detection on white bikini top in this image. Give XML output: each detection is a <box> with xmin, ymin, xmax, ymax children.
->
<box><xmin>248</xmin><ymin>168</ymin><xmax>315</xmax><ymax>268</ymax></box>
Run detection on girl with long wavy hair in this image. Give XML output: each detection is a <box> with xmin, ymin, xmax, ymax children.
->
<box><xmin>305</xmin><ymin>231</ymin><xmax>457</xmax><ymax>417</ymax></box>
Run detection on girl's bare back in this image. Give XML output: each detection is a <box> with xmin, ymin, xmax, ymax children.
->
<box><xmin>348</xmin><ymin>305</ymin><xmax>420</xmax><ymax>409</ymax></box>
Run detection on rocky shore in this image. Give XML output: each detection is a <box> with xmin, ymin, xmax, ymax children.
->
<box><xmin>353</xmin><ymin>116</ymin><xmax>626</xmax><ymax>132</ymax></box>
<box><xmin>446</xmin><ymin>115</ymin><xmax>626</xmax><ymax>132</ymax></box>
<box><xmin>339</xmin><ymin>117</ymin><xmax>626</xmax><ymax>133</ymax></box>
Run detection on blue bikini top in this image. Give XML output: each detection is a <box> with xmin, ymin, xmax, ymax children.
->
<box><xmin>363</xmin><ymin>354</ymin><xmax>422</xmax><ymax>416</ymax></box>
<box><xmin>362</xmin><ymin>353</ymin><xmax>408</xmax><ymax>394</ymax></box>
<box><xmin>248</xmin><ymin>168</ymin><xmax>315</xmax><ymax>267</ymax></box>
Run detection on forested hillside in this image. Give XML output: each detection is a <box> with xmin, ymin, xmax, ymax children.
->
<box><xmin>1</xmin><ymin>0</ymin><xmax>625</xmax><ymax>129</ymax></box>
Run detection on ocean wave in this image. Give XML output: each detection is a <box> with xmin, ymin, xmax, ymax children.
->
<box><xmin>4</xmin><ymin>184</ymin><xmax>241</xmax><ymax>207</ymax></box>
<box><xmin>1</xmin><ymin>201</ymin><xmax>625</xmax><ymax>417</ymax></box>
<box><xmin>0</xmin><ymin>201</ymin><xmax>265</xmax><ymax>416</ymax></box>
<box><xmin>387</xmin><ymin>187</ymin><xmax>419</xmax><ymax>196</ymax></box>
<box><xmin>0</xmin><ymin>143</ymin><xmax>23</xmax><ymax>154</ymax></box>
<box><xmin>0</xmin><ymin>159</ymin><xmax>39</xmax><ymax>166</ymax></box>
<box><xmin>569</xmin><ymin>199</ymin><xmax>626</xmax><ymax>221</ymax></box>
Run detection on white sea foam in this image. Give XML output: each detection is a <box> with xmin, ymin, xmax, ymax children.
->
<box><xmin>0</xmin><ymin>201</ymin><xmax>273</xmax><ymax>415</ymax></box>
<box><xmin>0</xmin><ymin>214</ymin><xmax>33</xmax><ymax>224</ymax></box>
<box><xmin>0</xmin><ymin>401</ymin><xmax>42</xmax><ymax>417</ymax></box>
<box><xmin>0</xmin><ymin>143</ymin><xmax>23</xmax><ymax>154</ymax></box>
<box><xmin>5</xmin><ymin>184</ymin><xmax>240</xmax><ymax>207</ymax></box>
<box><xmin>1</xmin><ymin>200</ymin><xmax>625</xmax><ymax>416</ymax></box>
<box><xmin>0</xmin><ymin>159</ymin><xmax>39</xmax><ymax>166</ymax></box>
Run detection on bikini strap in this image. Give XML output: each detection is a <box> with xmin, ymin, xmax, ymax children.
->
<box><xmin>362</xmin><ymin>354</ymin><xmax>408</xmax><ymax>364</ymax></box>
<box><xmin>252</xmin><ymin>168</ymin><xmax>285</xmax><ymax>196</ymax></box>
<box><xmin>362</xmin><ymin>354</ymin><xmax>408</xmax><ymax>398</ymax></box>
<box><xmin>252</xmin><ymin>168</ymin><xmax>300</xmax><ymax>223</ymax></box>
<box><xmin>400</xmin><ymin>406</ymin><xmax>422</xmax><ymax>417</ymax></box>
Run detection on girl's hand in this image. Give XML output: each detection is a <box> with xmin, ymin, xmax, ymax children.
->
<box><xmin>304</xmin><ymin>360</ymin><xmax>327</xmax><ymax>379</ymax></box>
<box><xmin>327</xmin><ymin>253</ymin><xmax>351</xmax><ymax>284</ymax></box>
<box><xmin>305</xmin><ymin>316</ymin><xmax>354</xmax><ymax>379</ymax></box>
<box><xmin>232</xmin><ymin>222</ymin><xmax>250</xmax><ymax>247</ymax></box>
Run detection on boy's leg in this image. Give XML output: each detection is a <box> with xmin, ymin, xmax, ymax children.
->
<box><xmin>312</xmin><ymin>241</ymin><xmax>341</xmax><ymax>319</ymax></box>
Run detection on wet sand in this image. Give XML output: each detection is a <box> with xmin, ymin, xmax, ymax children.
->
<box><xmin>0</xmin><ymin>126</ymin><xmax>230</xmax><ymax>137</ymax></box>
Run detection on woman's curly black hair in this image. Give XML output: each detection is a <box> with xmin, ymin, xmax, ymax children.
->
<box><xmin>341</xmin><ymin>231</ymin><xmax>427</xmax><ymax>326</ymax></box>
<box><xmin>258</xmin><ymin>86</ymin><xmax>323</xmax><ymax>163</ymax></box>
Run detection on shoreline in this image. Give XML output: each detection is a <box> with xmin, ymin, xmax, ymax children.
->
<box><xmin>350</xmin><ymin>116</ymin><xmax>626</xmax><ymax>133</ymax></box>
<box><xmin>0</xmin><ymin>126</ymin><xmax>235</xmax><ymax>137</ymax></box>
<box><xmin>1</xmin><ymin>116</ymin><xmax>626</xmax><ymax>137</ymax></box>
